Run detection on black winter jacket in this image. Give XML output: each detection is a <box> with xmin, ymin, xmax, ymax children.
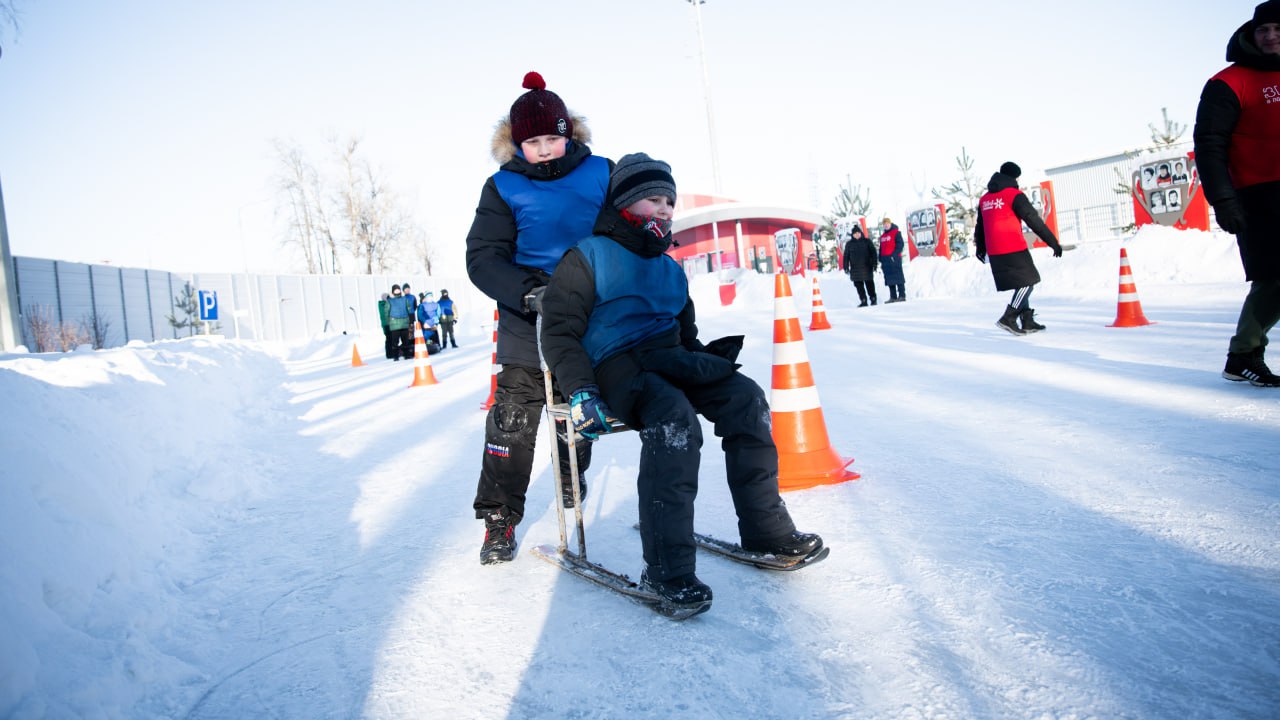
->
<box><xmin>540</xmin><ymin>206</ymin><xmax>741</xmax><ymax>427</ymax></box>
<box><xmin>842</xmin><ymin>233</ymin><xmax>878</xmax><ymax>282</ymax></box>
<box><xmin>974</xmin><ymin>172</ymin><xmax>1060</xmax><ymax>291</ymax></box>
<box><xmin>1193</xmin><ymin>21</ymin><xmax>1280</xmax><ymax>281</ymax></box>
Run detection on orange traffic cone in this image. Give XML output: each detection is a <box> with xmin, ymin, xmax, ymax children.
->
<box><xmin>808</xmin><ymin>275</ymin><xmax>832</xmax><ymax>331</ymax></box>
<box><xmin>351</xmin><ymin>343</ymin><xmax>364</xmax><ymax>367</ymax></box>
<box><xmin>408</xmin><ymin>323</ymin><xmax>439</xmax><ymax>387</ymax></box>
<box><xmin>770</xmin><ymin>273</ymin><xmax>859</xmax><ymax>491</ymax></box>
<box><xmin>481</xmin><ymin>307</ymin><xmax>499</xmax><ymax>409</ymax></box>
<box><xmin>1108</xmin><ymin>247</ymin><xmax>1155</xmax><ymax>328</ymax></box>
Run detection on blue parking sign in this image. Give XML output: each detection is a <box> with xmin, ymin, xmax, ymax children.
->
<box><xmin>198</xmin><ymin>290</ymin><xmax>219</xmax><ymax>321</ymax></box>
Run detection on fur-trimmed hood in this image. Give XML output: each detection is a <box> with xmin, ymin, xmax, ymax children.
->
<box><xmin>489</xmin><ymin>112</ymin><xmax>593</xmax><ymax>164</ymax></box>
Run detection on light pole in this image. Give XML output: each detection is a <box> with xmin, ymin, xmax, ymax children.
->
<box><xmin>0</xmin><ymin>173</ymin><xmax>22</xmax><ymax>350</ymax></box>
<box><xmin>687</xmin><ymin>0</ymin><xmax>722</xmax><ymax>195</ymax></box>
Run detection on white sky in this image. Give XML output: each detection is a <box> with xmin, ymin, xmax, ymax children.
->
<box><xmin>0</xmin><ymin>0</ymin><xmax>1246</xmax><ymax>275</ymax></box>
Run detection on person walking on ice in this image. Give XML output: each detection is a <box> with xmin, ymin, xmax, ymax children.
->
<box><xmin>974</xmin><ymin>161</ymin><xmax>1063</xmax><ymax>335</ymax></box>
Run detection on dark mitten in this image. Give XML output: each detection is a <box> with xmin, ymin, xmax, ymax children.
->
<box><xmin>976</xmin><ymin>252</ymin><xmax>986</xmax><ymax>264</ymax></box>
<box><xmin>1051</xmin><ymin>243</ymin><xmax>1063</xmax><ymax>258</ymax></box>
<box><xmin>522</xmin><ymin>286</ymin><xmax>546</xmax><ymax>314</ymax></box>
<box><xmin>702</xmin><ymin>335</ymin><xmax>744</xmax><ymax>362</ymax></box>
<box><xmin>1212</xmin><ymin>198</ymin><xmax>1247</xmax><ymax>235</ymax></box>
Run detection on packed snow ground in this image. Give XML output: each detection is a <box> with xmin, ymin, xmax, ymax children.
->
<box><xmin>2</xmin><ymin>227</ymin><xmax>1278</xmax><ymax>719</ymax></box>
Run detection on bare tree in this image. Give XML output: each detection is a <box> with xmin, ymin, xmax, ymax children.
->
<box><xmin>58</xmin><ymin>321</ymin><xmax>89</xmax><ymax>351</ymax></box>
<box><xmin>931</xmin><ymin>147</ymin><xmax>984</xmax><ymax>250</ymax></box>
<box><xmin>81</xmin><ymin>311</ymin><xmax>111</xmax><ymax>349</ymax></box>
<box><xmin>273</xmin><ymin>139</ymin><xmax>340</xmax><ymax>274</ymax></box>
<box><xmin>1149</xmin><ymin>107</ymin><xmax>1187</xmax><ymax>148</ymax></box>
<box><xmin>0</xmin><ymin>0</ymin><xmax>23</xmax><ymax>60</ymax></box>
<box><xmin>272</xmin><ymin>136</ymin><xmax>433</xmax><ymax>275</ymax></box>
<box><xmin>23</xmin><ymin>304</ymin><xmax>56</xmax><ymax>352</ymax></box>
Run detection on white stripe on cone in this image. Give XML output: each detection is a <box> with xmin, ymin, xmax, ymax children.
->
<box><xmin>771</xmin><ymin>386</ymin><xmax>823</xmax><ymax>413</ymax></box>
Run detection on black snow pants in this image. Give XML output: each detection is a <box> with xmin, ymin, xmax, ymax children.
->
<box><xmin>632</xmin><ymin>370</ymin><xmax>795</xmax><ymax>581</ymax></box>
<box><xmin>473</xmin><ymin>365</ymin><xmax>591</xmax><ymax>521</ymax></box>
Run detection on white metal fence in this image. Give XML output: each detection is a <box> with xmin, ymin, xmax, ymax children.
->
<box><xmin>9</xmin><ymin>256</ymin><xmax>486</xmax><ymax>350</ymax></box>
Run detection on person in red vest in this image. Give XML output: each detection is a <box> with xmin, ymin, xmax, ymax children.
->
<box><xmin>878</xmin><ymin>217</ymin><xmax>907</xmax><ymax>302</ymax></box>
<box><xmin>974</xmin><ymin>162</ymin><xmax>1062</xmax><ymax>335</ymax></box>
<box><xmin>1194</xmin><ymin>0</ymin><xmax>1280</xmax><ymax>387</ymax></box>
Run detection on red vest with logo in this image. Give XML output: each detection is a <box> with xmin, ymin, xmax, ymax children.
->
<box><xmin>1210</xmin><ymin>64</ymin><xmax>1280</xmax><ymax>188</ymax></box>
<box><xmin>878</xmin><ymin>227</ymin><xmax>901</xmax><ymax>257</ymax></box>
<box><xmin>979</xmin><ymin>187</ymin><xmax>1025</xmax><ymax>256</ymax></box>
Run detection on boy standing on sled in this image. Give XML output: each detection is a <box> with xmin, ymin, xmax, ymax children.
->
<box><xmin>539</xmin><ymin>153</ymin><xmax>825</xmax><ymax>615</ymax></box>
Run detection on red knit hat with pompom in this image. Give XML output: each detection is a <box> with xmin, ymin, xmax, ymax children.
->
<box><xmin>509</xmin><ymin>71</ymin><xmax>573</xmax><ymax>146</ymax></box>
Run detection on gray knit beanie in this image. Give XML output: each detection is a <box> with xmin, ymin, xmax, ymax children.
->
<box><xmin>608</xmin><ymin>153</ymin><xmax>677</xmax><ymax>210</ymax></box>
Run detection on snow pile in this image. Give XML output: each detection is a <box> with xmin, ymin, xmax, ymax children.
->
<box><xmin>0</xmin><ymin>340</ymin><xmax>291</xmax><ymax>716</ymax></box>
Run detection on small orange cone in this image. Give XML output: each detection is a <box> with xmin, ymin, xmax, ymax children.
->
<box><xmin>408</xmin><ymin>323</ymin><xmax>439</xmax><ymax>387</ymax></box>
<box><xmin>481</xmin><ymin>307</ymin><xmax>500</xmax><ymax>409</ymax></box>
<box><xmin>351</xmin><ymin>343</ymin><xmax>364</xmax><ymax>367</ymax></box>
<box><xmin>1108</xmin><ymin>247</ymin><xmax>1155</xmax><ymax>328</ymax></box>
<box><xmin>808</xmin><ymin>275</ymin><xmax>832</xmax><ymax>331</ymax></box>
<box><xmin>770</xmin><ymin>273</ymin><xmax>859</xmax><ymax>491</ymax></box>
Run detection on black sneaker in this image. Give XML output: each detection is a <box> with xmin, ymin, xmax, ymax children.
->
<box><xmin>480</xmin><ymin>508</ymin><xmax>518</xmax><ymax>564</ymax></box>
<box><xmin>640</xmin><ymin>570</ymin><xmax>713</xmax><ymax>612</ymax></box>
<box><xmin>742</xmin><ymin>531</ymin><xmax>824</xmax><ymax>557</ymax></box>
<box><xmin>561</xmin><ymin>474</ymin><xmax>588</xmax><ymax>508</ymax></box>
<box><xmin>1223</xmin><ymin>350</ymin><xmax>1280</xmax><ymax>387</ymax></box>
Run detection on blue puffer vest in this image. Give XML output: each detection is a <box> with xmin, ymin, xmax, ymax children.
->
<box><xmin>575</xmin><ymin>235</ymin><xmax>688</xmax><ymax>366</ymax></box>
<box><xmin>493</xmin><ymin>154</ymin><xmax>611</xmax><ymax>274</ymax></box>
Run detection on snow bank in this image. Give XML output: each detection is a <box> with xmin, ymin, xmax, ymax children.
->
<box><xmin>0</xmin><ymin>338</ymin><xmax>292</xmax><ymax>717</ymax></box>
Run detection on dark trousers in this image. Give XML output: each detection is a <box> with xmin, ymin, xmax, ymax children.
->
<box><xmin>473</xmin><ymin>365</ymin><xmax>591</xmax><ymax>521</ymax></box>
<box><xmin>390</xmin><ymin>327</ymin><xmax>414</xmax><ymax>359</ymax></box>
<box><xmin>1009</xmin><ymin>285</ymin><xmax>1034</xmax><ymax>312</ymax></box>
<box><xmin>853</xmin><ymin>280</ymin><xmax>876</xmax><ymax>304</ymax></box>
<box><xmin>889</xmin><ymin>284</ymin><xmax>906</xmax><ymax>300</ymax></box>
<box><xmin>382</xmin><ymin>326</ymin><xmax>393</xmax><ymax>358</ymax></box>
<box><xmin>439</xmin><ymin>318</ymin><xmax>457</xmax><ymax>347</ymax></box>
<box><xmin>633</xmin><ymin>371</ymin><xmax>795</xmax><ymax>581</ymax></box>
<box><xmin>1229</xmin><ymin>279</ymin><xmax>1280</xmax><ymax>354</ymax></box>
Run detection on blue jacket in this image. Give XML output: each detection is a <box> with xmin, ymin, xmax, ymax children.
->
<box><xmin>416</xmin><ymin>299</ymin><xmax>440</xmax><ymax>327</ymax></box>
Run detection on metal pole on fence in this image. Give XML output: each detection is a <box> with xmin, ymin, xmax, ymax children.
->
<box><xmin>0</xmin><ymin>173</ymin><xmax>22</xmax><ymax>351</ymax></box>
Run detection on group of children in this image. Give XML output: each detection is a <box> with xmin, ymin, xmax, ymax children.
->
<box><xmin>465</xmin><ymin>72</ymin><xmax>821</xmax><ymax>616</ymax></box>
<box><xmin>378</xmin><ymin>284</ymin><xmax>459</xmax><ymax>360</ymax></box>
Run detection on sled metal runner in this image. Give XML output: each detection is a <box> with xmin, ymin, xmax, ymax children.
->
<box><xmin>688</xmin><ymin>529</ymin><xmax>830</xmax><ymax>571</ymax></box>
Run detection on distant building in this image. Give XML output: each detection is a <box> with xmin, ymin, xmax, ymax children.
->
<box><xmin>670</xmin><ymin>194</ymin><xmax>825</xmax><ymax>276</ymax></box>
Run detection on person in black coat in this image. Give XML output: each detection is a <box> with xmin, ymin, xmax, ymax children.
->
<box><xmin>841</xmin><ymin>225</ymin><xmax>878</xmax><ymax>306</ymax></box>
<box><xmin>465</xmin><ymin>72</ymin><xmax>615</xmax><ymax>564</ymax></box>
<box><xmin>974</xmin><ymin>162</ymin><xmax>1062</xmax><ymax>335</ymax></box>
<box><xmin>1194</xmin><ymin>1</ymin><xmax>1280</xmax><ymax>387</ymax></box>
<box><xmin>540</xmin><ymin>154</ymin><xmax>823</xmax><ymax>614</ymax></box>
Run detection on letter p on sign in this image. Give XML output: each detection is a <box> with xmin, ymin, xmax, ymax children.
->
<box><xmin>198</xmin><ymin>290</ymin><xmax>219</xmax><ymax>321</ymax></box>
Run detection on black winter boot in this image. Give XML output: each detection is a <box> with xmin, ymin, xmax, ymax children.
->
<box><xmin>640</xmin><ymin>570</ymin><xmax>713</xmax><ymax>614</ymax></box>
<box><xmin>996</xmin><ymin>305</ymin><xmax>1026</xmax><ymax>335</ymax></box>
<box><xmin>1019</xmin><ymin>309</ymin><xmax>1046</xmax><ymax>333</ymax></box>
<box><xmin>1223</xmin><ymin>348</ymin><xmax>1280</xmax><ymax>387</ymax></box>
<box><xmin>480</xmin><ymin>508</ymin><xmax>518</xmax><ymax>564</ymax></box>
<box><xmin>560</xmin><ymin>474</ymin><xmax>587</xmax><ymax>508</ymax></box>
<box><xmin>742</xmin><ymin>531</ymin><xmax>825</xmax><ymax>557</ymax></box>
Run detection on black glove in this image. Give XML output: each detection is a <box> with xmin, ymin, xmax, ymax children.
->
<box><xmin>1212</xmin><ymin>198</ymin><xmax>1248</xmax><ymax>235</ymax></box>
<box><xmin>976</xmin><ymin>252</ymin><xmax>986</xmax><ymax>264</ymax></box>
<box><xmin>522</xmin><ymin>286</ymin><xmax>546</xmax><ymax>314</ymax></box>
<box><xmin>1051</xmin><ymin>243</ymin><xmax>1063</xmax><ymax>258</ymax></box>
<box><xmin>703</xmin><ymin>335</ymin><xmax>744</xmax><ymax>362</ymax></box>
